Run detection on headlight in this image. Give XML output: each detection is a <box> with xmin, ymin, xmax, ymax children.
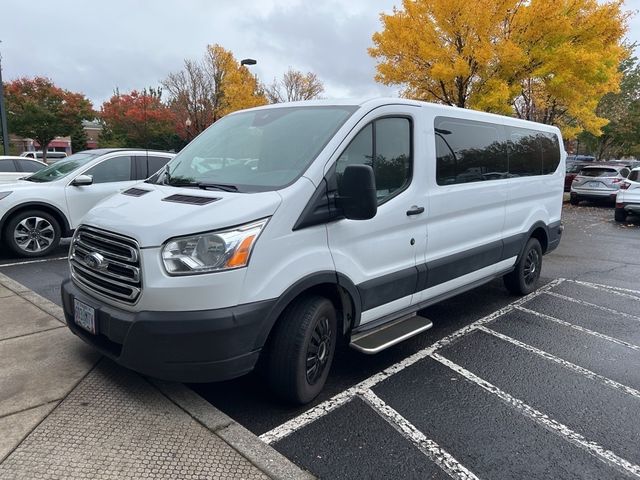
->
<box><xmin>162</xmin><ymin>218</ymin><xmax>268</xmax><ymax>275</ymax></box>
<box><xmin>0</xmin><ymin>191</ymin><xmax>13</xmax><ymax>200</ymax></box>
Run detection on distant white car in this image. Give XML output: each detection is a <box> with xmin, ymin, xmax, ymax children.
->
<box><xmin>0</xmin><ymin>156</ymin><xmax>47</xmax><ymax>183</ymax></box>
<box><xmin>20</xmin><ymin>151</ymin><xmax>67</xmax><ymax>162</ymax></box>
<box><xmin>615</xmin><ymin>167</ymin><xmax>640</xmax><ymax>222</ymax></box>
<box><xmin>0</xmin><ymin>149</ymin><xmax>174</xmax><ymax>257</ymax></box>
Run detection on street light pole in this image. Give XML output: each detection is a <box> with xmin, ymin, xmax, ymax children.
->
<box><xmin>0</xmin><ymin>43</ymin><xmax>9</xmax><ymax>155</ymax></box>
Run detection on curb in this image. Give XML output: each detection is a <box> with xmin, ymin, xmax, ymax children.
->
<box><xmin>0</xmin><ymin>272</ymin><xmax>65</xmax><ymax>323</ymax></box>
<box><xmin>151</xmin><ymin>379</ymin><xmax>315</xmax><ymax>480</ymax></box>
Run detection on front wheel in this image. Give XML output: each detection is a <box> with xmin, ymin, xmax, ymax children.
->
<box><xmin>503</xmin><ymin>237</ymin><xmax>542</xmax><ymax>296</ymax></box>
<box><xmin>265</xmin><ymin>295</ymin><xmax>337</xmax><ymax>404</ymax></box>
<box><xmin>4</xmin><ymin>210</ymin><xmax>61</xmax><ymax>258</ymax></box>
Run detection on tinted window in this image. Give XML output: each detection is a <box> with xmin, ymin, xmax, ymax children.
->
<box><xmin>508</xmin><ymin>128</ymin><xmax>542</xmax><ymax>176</ymax></box>
<box><xmin>337</xmin><ymin>118</ymin><xmax>411</xmax><ymax>203</ymax></box>
<box><xmin>85</xmin><ymin>156</ymin><xmax>133</xmax><ymax>184</ymax></box>
<box><xmin>629</xmin><ymin>170</ymin><xmax>639</xmax><ymax>182</ymax></box>
<box><xmin>18</xmin><ymin>160</ymin><xmax>43</xmax><ymax>173</ymax></box>
<box><xmin>148</xmin><ymin>156</ymin><xmax>170</xmax><ymax>177</ymax></box>
<box><xmin>541</xmin><ymin>133</ymin><xmax>561</xmax><ymax>174</ymax></box>
<box><xmin>580</xmin><ymin>168</ymin><xmax>617</xmax><ymax>177</ymax></box>
<box><xmin>0</xmin><ymin>159</ymin><xmax>16</xmax><ymax>172</ymax></box>
<box><xmin>435</xmin><ymin>117</ymin><xmax>507</xmax><ymax>185</ymax></box>
<box><xmin>621</xmin><ymin>168</ymin><xmax>630</xmax><ymax>178</ymax></box>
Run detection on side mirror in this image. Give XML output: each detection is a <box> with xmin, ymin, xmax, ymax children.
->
<box><xmin>71</xmin><ymin>175</ymin><xmax>93</xmax><ymax>186</ymax></box>
<box><xmin>339</xmin><ymin>164</ymin><xmax>377</xmax><ymax>220</ymax></box>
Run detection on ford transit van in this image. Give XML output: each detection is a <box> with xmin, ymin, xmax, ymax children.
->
<box><xmin>61</xmin><ymin>98</ymin><xmax>564</xmax><ymax>403</ymax></box>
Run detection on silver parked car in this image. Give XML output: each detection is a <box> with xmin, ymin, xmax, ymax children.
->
<box><xmin>570</xmin><ymin>164</ymin><xmax>631</xmax><ymax>205</ymax></box>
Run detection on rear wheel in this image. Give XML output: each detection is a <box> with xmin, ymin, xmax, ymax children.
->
<box><xmin>265</xmin><ymin>295</ymin><xmax>337</xmax><ymax>404</ymax></box>
<box><xmin>4</xmin><ymin>210</ymin><xmax>61</xmax><ymax>258</ymax></box>
<box><xmin>614</xmin><ymin>208</ymin><xmax>627</xmax><ymax>223</ymax></box>
<box><xmin>570</xmin><ymin>194</ymin><xmax>580</xmax><ymax>206</ymax></box>
<box><xmin>503</xmin><ymin>237</ymin><xmax>542</xmax><ymax>296</ymax></box>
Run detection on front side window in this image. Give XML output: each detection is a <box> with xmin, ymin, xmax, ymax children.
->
<box><xmin>18</xmin><ymin>160</ymin><xmax>43</xmax><ymax>173</ymax></box>
<box><xmin>84</xmin><ymin>156</ymin><xmax>133</xmax><ymax>184</ymax></box>
<box><xmin>336</xmin><ymin>117</ymin><xmax>412</xmax><ymax>203</ymax></box>
<box><xmin>161</xmin><ymin>106</ymin><xmax>357</xmax><ymax>192</ymax></box>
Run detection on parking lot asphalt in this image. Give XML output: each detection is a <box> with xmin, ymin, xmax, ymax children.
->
<box><xmin>1</xmin><ymin>201</ymin><xmax>639</xmax><ymax>479</ymax></box>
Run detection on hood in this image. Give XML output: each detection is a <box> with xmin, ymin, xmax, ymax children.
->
<box><xmin>82</xmin><ymin>183</ymin><xmax>283</xmax><ymax>247</ymax></box>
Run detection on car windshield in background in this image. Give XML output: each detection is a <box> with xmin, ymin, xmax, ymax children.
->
<box><xmin>579</xmin><ymin>167</ymin><xmax>618</xmax><ymax>177</ymax></box>
<box><xmin>160</xmin><ymin>106</ymin><xmax>357</xmax><ymax>192</ymax></box>
<box><xmin>24</xmin><ymin>152</ymin><xmax>101</xmax><ymax>183</ymax></box>
<box><xmin>566</xmin><ymin>163</ymin><xmax>584</xmax><ymax>173</ymax></box>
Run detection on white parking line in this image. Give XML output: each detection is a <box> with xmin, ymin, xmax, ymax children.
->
<box><xmin>0</xmin><ymin>256</ymin><xmax>67</xmax><ymax>268</ymax></box>
<box><xmin>431</xmin><ymin>353</ymin><xmax>640</xmax><ymax>479</ymax></box>
<box><xmin>259</xmin><ymin>279</ymin><xmax>564</xmax><ymax>445</ymax></box>
<box><xmin>516</xmin><ymin>306</ymin><xmax>640</xmax><ymax>352</ymax></box>
<box><xmin>480</xmin><ymin>326</ymin><xmax>640</xmax><ymax>400</ymax></box>
<box><xmin>544</xmin><ymin>291</ymin><xmax>640</xmax><ymax>322</ymax></box>
<box><xmin>362</xmin><ymin>390</ymin><xmax>480</xmax><ymax>480</ymax></box>
<box><xmin>569</xmin><ymin>279</ymin><xmax>640</xmax><ymax>299</ymax></box>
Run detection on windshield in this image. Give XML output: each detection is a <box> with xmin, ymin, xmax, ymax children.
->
<box><xmin>24</xmin><ymin>152</ymin><xmax>102</xmax><ymax>183</ymax></box>
<box><xmin>158</xmin><ymin>106</ymin><xmax>357</xmax><ymax>192</ymax></box>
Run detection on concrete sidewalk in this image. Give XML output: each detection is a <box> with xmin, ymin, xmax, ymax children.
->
<box><xmin>0</xmin><ymin>273</ymin><xmax>313</xmax><ymax>480</ymax></box>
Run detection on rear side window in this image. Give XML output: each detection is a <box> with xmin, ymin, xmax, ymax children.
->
<box><xmin>629</xmin><ymin>170</ymin><xmax>639</xmax><ymax>182</ymax></box>
<box><xmin>0</xmin><ymin>159</ymin><xmax>16</xmax><ymax>172</ymax></box>
<box><xmin>85</xmin><ymin>156</ymin><xmax>133</xmax><ymax>184</ymax></box>
<box><xmin>17</xmin><ymin>160</ymin><xmax>43</xmax><ymax>172</ymax></box>
<box><xmin>580</xmin><ymin>168</ymin><xmax>617</xmax><ymax>177</ymax></box>
<box><xmin>337</xmin><ymin>117</ymin><xmax>412</xmax><ymax>203</ymax></box>
<box><xmin>435</xmin><ymin>117</ymin><xmax>507</xmax><ymax>185</ymax></box>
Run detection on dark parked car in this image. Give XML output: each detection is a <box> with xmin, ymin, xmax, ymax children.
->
<box><xmin>565</xmin><ymin>162</ymin><xmax>587</xmax><ymax>192</ymax></box>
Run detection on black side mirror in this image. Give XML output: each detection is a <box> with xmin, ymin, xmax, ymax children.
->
<box><xmin>339</xmin><ymin>164</ymin><xmax>377</xmax><ymax>220</ymax></box>
<box><xmin>71</xmin><ymin>175</ymin><xmax>93</xmax><ymax>186</ymax></box>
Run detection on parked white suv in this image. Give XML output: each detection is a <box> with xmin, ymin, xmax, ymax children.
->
<box><xmin>615</xmin><ymin>167</ymin><xmax>640</xmax><ymax>222</ymax></box>
<box><xmin>61</xmin><ymin>99</ymin><xmax>564</xmax><ymax>403</ymax></box>
<box><xmin>0</xmin><ymin>149</ymin><xmax>174</xmax><ymax>257</ymax></box>
<box><xmin>570</xmin><ymin>164</ymin><xmax>630</xmax><ymax>205</ymax></box>
<box><xmin>0</xmin><ymin>156</ymin><xmax>46</xmax><ymax>183</ymax></box>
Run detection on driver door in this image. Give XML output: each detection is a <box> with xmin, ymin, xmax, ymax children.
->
<box><xmin>65</xmin><ymin>154</ymin><xmax>138</xmax><ymax>228</ymax></box>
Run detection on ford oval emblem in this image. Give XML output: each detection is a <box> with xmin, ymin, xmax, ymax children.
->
<box><xmin>85</xmin><ymin>252</ymin><xmax>107</xmax><ymax>271</ymax></box>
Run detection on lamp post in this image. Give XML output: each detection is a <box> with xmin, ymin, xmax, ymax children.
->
<box><xmin>0</xmin><ymin>42</ymin><xmax>9</xmax><ymax>155</ymax></box>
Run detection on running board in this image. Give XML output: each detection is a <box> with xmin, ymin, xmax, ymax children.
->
<box><xmin>349</xmin><ymin>314</ymin><xmax>433</xmax><ymax>354</ymax></box>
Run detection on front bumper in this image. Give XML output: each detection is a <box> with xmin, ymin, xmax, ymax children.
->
<box><xmin>62</xmin><ymin>279</ymin><xmax>276</xmax><ymax>382</ymax></box>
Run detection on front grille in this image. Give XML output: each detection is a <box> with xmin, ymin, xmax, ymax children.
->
<box><xmin>70</xmin><ymin>226</ymin><xmax>141</xmax><ymax>304</ymax></box>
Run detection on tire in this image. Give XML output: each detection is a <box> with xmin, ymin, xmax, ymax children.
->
<box><xmin>3</xmin><ymin>210</ymin><xmax>61</xmax><ymax>258</ymax></box>
<box><xmin>503</xmin><ymin>237</ymin><xmax>543</xmax><ymax>296</ymax></box>
<box><xmin>570</xmin><ymin>194</ymin><xmax>580</xmax><ymax>206</ymax></box>
<box><xmin>614</xmin><ymin>207</ymin><xmax>627</xmax><ymax>223</ymax></box>
<box><xmin>265</xmin><ymin>295</ymin><xmax>337</xmax><ymax>404</ymax></box>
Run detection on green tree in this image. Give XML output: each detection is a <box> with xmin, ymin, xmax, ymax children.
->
<box><xmin>578</xmin><ymin>57</ymin><xmax>640</xmax><ymax>159</ymax></box>
<box><xmin>5</xmin><ymin>77</ymin><xmax>94</xmax><ymax>162</ymax></box>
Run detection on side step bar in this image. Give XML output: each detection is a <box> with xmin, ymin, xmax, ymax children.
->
<box><xmin>349</xmin><ymin>314</ymin><xmax>433</xmax><ymax>354</ymax></box>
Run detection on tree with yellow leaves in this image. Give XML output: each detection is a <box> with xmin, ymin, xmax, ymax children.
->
<box><xmin>163</xmin><ymin>44</ymin><xmax>267</xmax><ymax>138</ymax></box>
<box><xmin>369</xmin><ymin>0</ymin><xmax>629</xmax><ymax>137</ymax></box>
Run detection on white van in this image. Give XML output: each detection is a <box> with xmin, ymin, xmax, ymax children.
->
<box><xmin>62</xmin><ymin>98</ymin><xmax>564</xmax><ymax>403</ymax></box>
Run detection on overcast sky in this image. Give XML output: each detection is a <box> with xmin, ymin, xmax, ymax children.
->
<box><xmin>2</xmin><ymin>0</ymin><xmax>639</xmax><ymax>108</ymax></box>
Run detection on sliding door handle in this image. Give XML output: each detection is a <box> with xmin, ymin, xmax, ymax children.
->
<box><xmin>406</xmin><ymin>206</ymin><xmax>425</xmax><ymax>216</ymax></box>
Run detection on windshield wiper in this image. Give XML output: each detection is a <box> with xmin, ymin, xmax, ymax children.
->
<box><xmin>198</xmin><ymin>182</ymin><xmax>239</xmax><ymax>192</ymax></box>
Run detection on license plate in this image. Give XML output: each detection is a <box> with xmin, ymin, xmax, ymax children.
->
<box><xmin>587</xmin><ymin>181</ymin><xmax>602</xmax><ymax>188</ymax></box>
<box><xmin>74</xmin><ymin>299</ymin><xmax>96</xmax><ymax>334</ymax></box>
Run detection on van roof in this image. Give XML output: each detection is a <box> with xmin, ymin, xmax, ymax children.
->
<box><xmin>241</xmin><ymin>97</ymin><xmax>562</xmax><ymax>134</ymax></box>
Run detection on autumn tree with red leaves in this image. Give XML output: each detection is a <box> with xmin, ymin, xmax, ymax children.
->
<box><xmin>5</xmin><ymin>77</ymin><xmax>94</xmax><ymax>161</ymax></box>
<box><xmin>99</xmin><ymin>88</ymin><xmax>182</xmax><ymax>150</ymax></box>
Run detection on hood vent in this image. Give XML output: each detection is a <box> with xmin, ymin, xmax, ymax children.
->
<box><xmin>162</xmin><ymin>194</ymin><xmax>219</xmax><ymax>206</ymax></box>
<box><xmin>122</xmin><ymin>187</ymin><xmax>152</xmax><ymax>197</ymax></box>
